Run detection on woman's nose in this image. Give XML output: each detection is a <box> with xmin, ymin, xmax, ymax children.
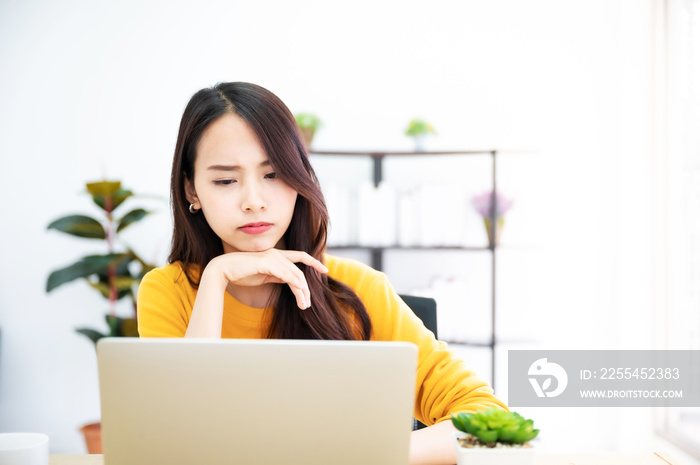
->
<box><xmin>241</xmin><ymin>181</ymin><xmax>266</xmax><ymax>212</ymax></box>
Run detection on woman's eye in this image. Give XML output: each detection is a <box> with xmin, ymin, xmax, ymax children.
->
<box><xmin>265</xmin><ymin>172</ymin><xmax>277</xmax><ymax>179</ymax></box>
<box><xmin>214</xmin><ymin>179</ymin><xmax>236</xmax><ymax>185</ymax></box>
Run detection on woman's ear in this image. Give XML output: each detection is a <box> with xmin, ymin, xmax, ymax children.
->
<box><xmin>184</xmin><ymin>175</ymin><xmax>199</xmax><ymax>207</ymax></box>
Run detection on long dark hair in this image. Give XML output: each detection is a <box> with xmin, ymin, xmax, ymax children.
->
<box><xmin>169</xmin><ymin>82</ymin><xmax>372</xmax><ymax>340</ymax></box>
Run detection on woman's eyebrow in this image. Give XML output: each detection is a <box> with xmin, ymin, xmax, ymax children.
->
<box><xmin>207</xmin><ymin>164</ymin><xmax>240</xmax><ymax>171</ymax></box>
<box><xmin>207</xmin><ymin>161</ymin><xmax>270</xmax><ymax>171</ymax></box>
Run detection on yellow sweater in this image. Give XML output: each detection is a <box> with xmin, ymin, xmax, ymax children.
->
<box><xmin>137</xmin><ymin>254</ymin><xmax>507</xmax><ymax>425</ymax></box>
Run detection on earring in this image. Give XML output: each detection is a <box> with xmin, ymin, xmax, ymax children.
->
<box><xmin>189</xmin><ymin>203</ymin><xmax>199</xmax><ymax>214</ymax></box>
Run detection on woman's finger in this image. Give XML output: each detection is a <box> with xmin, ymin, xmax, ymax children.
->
<box><xmin>279</xmin><ymin>250</ymin><xmax>328</xmax><ymax>274</ymax></box>
<box><xmin>217</xmin><ymin>249</ymin><xmax>318</xmax><ymax>310</ymax></box>
<box><xmin>264</xmin><ymin>254</ymin><xmax>311</xmax><ymax>309</ymax></box>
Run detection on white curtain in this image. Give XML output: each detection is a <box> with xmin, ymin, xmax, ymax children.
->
<box><xmin>657</xmin><ymin>0</ymin><xmax>700</xmax><ymax>459</ymax></box>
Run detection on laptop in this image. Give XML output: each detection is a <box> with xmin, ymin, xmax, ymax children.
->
<box><xmin>96</xmin><ymin>338</ymin><xmax>417</xmax><ymax>465</ymax></box>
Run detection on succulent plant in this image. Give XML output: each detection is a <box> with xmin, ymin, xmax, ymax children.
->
<box><xmin>451</xmin><ymin>408</ymin><xmax>539</xmax><ymax>446</ymax></box>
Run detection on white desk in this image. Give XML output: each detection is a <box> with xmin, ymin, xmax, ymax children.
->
<box><xmin>48</xmin><ymin>452</ymin><xmax>686</xmax><ymax>465</ymax></box>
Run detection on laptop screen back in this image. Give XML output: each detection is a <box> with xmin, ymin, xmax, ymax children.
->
<box><xmin>97</xmin><ymin>338</ymin><xmax>417</xmax><ymax>465</ymax></box>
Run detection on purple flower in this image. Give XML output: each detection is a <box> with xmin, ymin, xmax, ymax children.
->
<box><xmin>472</xmin><ymin>190</ymin><xmax>514</xmax><ymax>219</ymax></box>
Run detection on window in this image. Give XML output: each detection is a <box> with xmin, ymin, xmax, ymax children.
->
<box><xmin>657</xmin><ymin>0</ymin><xmax>700</xmax><ymax>459</ymax></box>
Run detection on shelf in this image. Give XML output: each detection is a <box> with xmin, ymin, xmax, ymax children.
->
<box><xmin>442</xmin><ymin>340</ymin><xmax>495</xmax><ymax>348</ymax></box>
<box><xmin>316</xmin><ymin>148</ymin><xmax>500</xmax><ymax>390</ymax></box>
<box><xmin>310</xmin><ymin>149</ymin><xmax>497</xmax><ymax>157</ymax></box>
<box><xmin>442</xmin><ymin>338</ymin><xmax>541</xmax><ymax>348</ymax></box>
<box><xmin>327</xmin><ymin>245</ymin><xmax>492</xmax><ymax>252</ymax></box>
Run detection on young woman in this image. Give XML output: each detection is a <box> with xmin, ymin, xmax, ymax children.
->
<box><xmin>137</xmin><ymin>82</ymin><xmax>507</xmax><ymax>465</ymax></box>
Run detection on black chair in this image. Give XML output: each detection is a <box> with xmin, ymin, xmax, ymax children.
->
<box><xmin>399</xmin><ymin>294</ymin><xmax>437</xmax><ymax>340</ymax></box>
<box><xmin>398</xmin><ymin>294</ymin><xmax>437</xmax><ymax>431</ymax></box>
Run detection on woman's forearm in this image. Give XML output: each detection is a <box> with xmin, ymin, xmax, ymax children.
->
<box><xmin>184</xmin><ymin>263</ymin><xmax>227</xmax><ymax>338</ymax></box>
<box><xmin>409</xmin><ymin>420</ymin><xmax>458</xmax><ymax>465</ymax></box>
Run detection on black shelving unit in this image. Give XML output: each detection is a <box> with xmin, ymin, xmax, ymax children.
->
<box><xmin>310</xmin><ymin>150</ymin><xmax>499</xmax><ymax>389</ymax></box>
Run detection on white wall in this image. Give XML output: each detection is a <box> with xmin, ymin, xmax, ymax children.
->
<box><xmin>0</xmin><ymin>0</ymin><xmax>688</xmax><ymax>459</ymax></box>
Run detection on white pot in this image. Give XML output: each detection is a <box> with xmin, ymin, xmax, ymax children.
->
<box><xmin>412</xmin><ymin>134</ymin><xmax>427</xmax><ymax>152</ymax></box>
<box><xmin>0</xmin><ymin>433</ymin><xmax>49</xmax><ymax>465</ymax></box>
<box><xmin>454</xmin><ymin>432</ymin><xmax>535</xmax><ymax>465</ymax></box>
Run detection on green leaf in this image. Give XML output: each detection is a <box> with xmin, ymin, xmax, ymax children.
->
<box><xmin>114</xmin><ymin>276</ymin><xmax>140</xmax><ymax>290</ymax></box>
<box><xmin>129</xmin><ymin>249</ymin><xmax>156</xmax><ymax>279</ymax></box>
<box><xmin>93</xmin><ymin>188</ymin><xmax>132</xmax><ymax>212</ymax></box>
<box><xmin>121</xmin><ymin>317</ymin><xmax>139</xmax><ymax>337</ymax></box>
<box><xmin>105</xmin><ymin>314</ymin><xmax>120</xmax><ymax>336</ymax></box>
<box><xmin>46</xmin><ymin>254</ymin><xmax>126</xmax><ymax>292</ymax></box>
<box><xmin>116</xmin><ymin>208</ymin><xmax>150</xmax><ymax>233</ymax></box>
<box><xmin>294</xmin><ymin>113</ymin><xmax>321</xmax><ymax>130</ymax></box>
<box><xmin>471</xmin><ymin>418</ymin><xmax>487</xmax><ymax>431</ymax></box>
<box><xmin>47</xmin><ymin>215</ymin><xmax>105</xmax><ymax>239</ymax></box>
<box><xmin>105</xmin><ymin>315</ymin><xmax>139</xmax><ymax>337</ymax></box>
<box><xmin>511</xmin><ymin>422</ymin><xmax>535</xmax><ymax>444</ymax></box>
<box><xmin>87</xmin><ymin>181</ymin><xmax>132</xmax><ymax>212</ymax></box>
<box><xmin>47</xmin><ymin>257</ymin><xmax>106</xmax><ymax>292</ymax></box>
<box><xmin>462</xmin><ymin>420</ymin><xmax>481</xmax><ymax>436</ymax></box>
<box><xmin>452</xmin><ymin>412</ymin><xmax>482</xmax><ymax>435</ymax></box>
<box><xmin>405</xmin><ymin>119</ymin><xmax>436</xmax><ymax>136</ymax></box>
<box><xmin>86</xmin><ymin>280</ymin><xmax>111</xmax><ymax>299</ymax></box>
<box><xmin>451</xmin><ymin>414</ymin><xmax>469</xmax><ymax>433</ymax></box>
<box><xmin>487</xmin><ymin>417</ymin><xmax>505</xmax><ymax>429</ymax></box>
<box><xmin>86</xmin><ymin>181</ymin><xmax>122</xmax><ymax>197</ymax></box>
<box><xmin>475</xmin><ymin>430</ymin><xmax>498</xmax><ymax>444</ymax></box>
<box><xmin>76</xmin><ymin>328</ymin><xmax>106</xmax><ymax>345</ymax></box>
<box><xmin>86</xmin><ymin>277</ymin><xmax>136</xmax><ymax>300</ymax></box>
<box><xmin>82</xmin><ymin>252</ymin><xmax>139</xmax><ymax>300</ymax></box>
<box><xmin>89</xmin><ymin>252</ymin><xmax>132</xmax><ymax>275</ymax></box>
<box><xmin>513</xmin><ymin>427</ymin><xmax>538</xmax><ymax>444</ymax></box>
<box><xmin>497</xmin><ymin>425</ymin><xmax>519</xmax><ymax>443</ymax></box>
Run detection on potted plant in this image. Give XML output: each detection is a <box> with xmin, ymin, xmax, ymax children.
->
<box><xmin>451</xmin><ymin>408</ymin><xmax>539</xmax><ymax>465</ymax></box>
<box><xmin>294</xmin><ymin>113</ymin><xmax>322</xmax><ymax>150</ymax></box>
<box><xmin>46</xmin><ymin>180</ymin><xmax>157</xmax><ymax>453</ymax></box>
<box><xmin>472</xmin><ymin>190</ymin><xmax>514</xmax><ymax>247</ymax></box>
<box><xmin>404</xmin><ymin>118</ymin><xmax>436</xmax><ymax>151</ymax></box>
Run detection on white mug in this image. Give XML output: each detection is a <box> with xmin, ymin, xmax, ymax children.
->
<box><xmin>0</xmin><ymin>433</ymin><xmax>49</xmax><ymax>465</ymax></box>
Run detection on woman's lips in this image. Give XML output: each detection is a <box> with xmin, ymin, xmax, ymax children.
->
<box><xmin>239</xmin><ymin>222</ymin><xmax>272</xmax><ymax>235</ymax></box>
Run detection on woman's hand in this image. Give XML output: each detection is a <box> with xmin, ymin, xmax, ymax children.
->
<box><xmin>207</xmin><ymin>249</ymin><xmax>328</xmax><ymax>310</ymax></box>
<box><xmin>185</xmin><ymin>249</ymin><xmax>328</xmax><ymax>338</ymax></box>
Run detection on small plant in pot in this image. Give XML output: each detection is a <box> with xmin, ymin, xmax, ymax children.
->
<box><xmin>294</xmin><ymin>113</ymin><xmax>322</xmax><ymax>150</ymax></box>
<box><xmin>404</xmin><ymin>118</ymin><xmax>436</xmax><ymax>151</ymax></box>
<box><xmin>451</xmin><ymin>408</ymin><xmax>539</xmax><ymax>465</ymax></box>
<box><xmin>472</xmin><ymin>190</ymin><xmax>514</xmax><ymax>248</ymax></box>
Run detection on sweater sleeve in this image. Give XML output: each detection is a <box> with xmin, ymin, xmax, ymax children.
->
<box><xmin>137</xmin><ymin>265</ymin><xmax>192</xmax><ymax>338</ymax></box>
<box><xmin>365</xmin><ymin>271</ymin><xmax>508</xmax><ymax>425</ymax></box>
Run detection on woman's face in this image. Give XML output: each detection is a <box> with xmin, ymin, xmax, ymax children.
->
<box><xmin>185</xmin><ymin>112</ymin><xmax>298</xmax><ymax>254</ymax></box>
